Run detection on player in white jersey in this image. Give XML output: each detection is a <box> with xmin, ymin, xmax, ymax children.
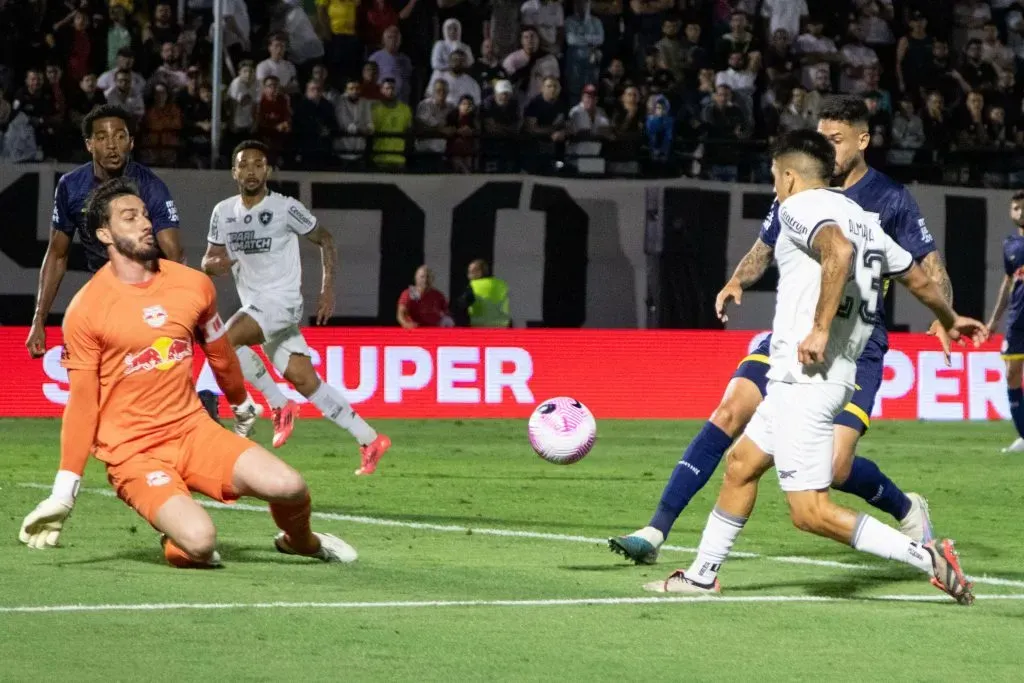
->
<box><xmin>202</xmin><ymin>140</ymin><xmax>391</xmax><ymax>476</ymax></box>
<box><xmin>644</xmin><ymin>130</ymin><xmax>986</xmax><ymax>604</ymax></box>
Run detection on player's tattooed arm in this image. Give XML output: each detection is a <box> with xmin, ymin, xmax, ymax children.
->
<box><xmin>305</xmin><ymin>226</ymin><xmax>337</xmax><ymax>325</ymax></box>
<box><xmin>731</xmin><ymin>238</ymin><xmax>775</xmax><ymax>289</ymax></box>
<box><xmin>919</xmin><ymin>250</ymin><xmax>953</xmax><ymax>306</ymax></box>
<box><xmin>810</xmin><ymin>225</ymin><xmax>854</xmax><ymax>332</ymax></box>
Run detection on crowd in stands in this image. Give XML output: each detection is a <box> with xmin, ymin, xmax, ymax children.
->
<box><xmin>2</xmin><ymin>0</ymin><xmax>1024</xmax><ymax>185</ymax></box>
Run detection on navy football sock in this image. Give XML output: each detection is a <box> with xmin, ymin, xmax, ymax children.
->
<box><xmin>649</xmin><ymin>422</ymin><xmax>734</xmax><ymax>538</ymax></box>
<box><xmin>833</xmin><ymin>455</ymin><xmax>911</xmax><ymax>521</ymax></box>
<box><xmin>1007</xmin><ymin>388</ymin><xmax>1024</xmax><ymax>438</ymax></box>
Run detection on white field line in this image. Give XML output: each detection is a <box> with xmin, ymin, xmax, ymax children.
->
<box><xmin>18</xmin><ymin>483</ymin><xmax>1024</xmax><ymax>590</ymax></box>
<box><xmin>3</xmin><ymin>594</ymin><xmax>1024</xmax><ymax>615</ymax></box>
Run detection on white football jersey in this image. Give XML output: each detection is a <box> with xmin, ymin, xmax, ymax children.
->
<box><xmin>768</xmin><ymin>188</ymin><xmax>913</xmax><ymax>388</ymax></box>
<box><xmin>208</xmin><ymin>191</ymin><xmax>318</xmax><ymax>308</ymax></box>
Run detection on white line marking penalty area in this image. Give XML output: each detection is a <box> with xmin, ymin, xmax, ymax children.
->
<box><xmin>18</xmin><ymin>483</ymin><xmax>1024</xmax><ymax>590</ymax></box>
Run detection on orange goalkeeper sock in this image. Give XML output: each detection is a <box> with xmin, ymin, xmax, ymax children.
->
<box><xmin>271</xmin><ymin>494</ymin><xmax>320</xmax><ymax>555</ymax></box>
<box><xmin>162</xmin><ymin>537</ymin><xmax>215</xmax><ymax>568</ymax></box>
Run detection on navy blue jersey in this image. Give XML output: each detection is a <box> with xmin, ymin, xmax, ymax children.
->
<box><xmin>759</xmin><ymin>167</ymin><xmax>937</xmax><ymax>350</ymax></box>
<box><xmin>1002</xmin><ymin>233</ymin><xmax>1024</xmax><ymax>332</ymax></box>
<box><xmin>51</xmin><ymin>161</ymin><xmax>180</xmax><ymax>272</ymax></box>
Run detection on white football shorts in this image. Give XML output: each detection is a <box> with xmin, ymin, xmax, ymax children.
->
<box><xmin>744</xmin><ymin>380</ymin><xmax>853</xmax><ymax>492</ymax></box>
<box><xmin>233</xmin><ymin>297</ymin><xmax>310</xmax><ymax>373</ymax></box>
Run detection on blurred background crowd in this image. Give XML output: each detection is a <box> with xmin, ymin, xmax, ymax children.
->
<box><xmin>1</xmin><ymin>0</ymin><xmax>1023</xmax><ymax>185</ymax></box>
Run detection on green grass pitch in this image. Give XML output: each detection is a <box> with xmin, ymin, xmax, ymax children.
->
<box><xmin>2</xmin><ymin>417</ymin><xmax>1024</xmax><ymax>681</ymax></box>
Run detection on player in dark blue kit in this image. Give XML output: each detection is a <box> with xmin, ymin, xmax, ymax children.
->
<box><xmin>611</xmin><ymin>96</ymin><xmax>958</xmax><ymax>564</ymax></box>
<box><xmin>986</xmin><ymin>190</ymin><xmax>1024</xmax><ymax>453</ymax></box>
<box><xmin>24</xmin><ymin>105</ymin><xmax>217</xmax><ymax>420</ymax></box>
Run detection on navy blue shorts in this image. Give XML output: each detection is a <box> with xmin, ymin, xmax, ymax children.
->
<box><xmin>732</xmin><ymin>334</ymin><xmax>883</xmax><ymax>435</ymax></box>
<box><xmin>1001</xmin><ymin>328</ymin><xmax>1024</xmax><ymax>359</ymax></box>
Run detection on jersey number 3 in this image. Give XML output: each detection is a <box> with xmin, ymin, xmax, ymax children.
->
<box><xmin>837</xmin><ymin>248</ymin><xmax>884</xmax><ymax>324</ymax></box>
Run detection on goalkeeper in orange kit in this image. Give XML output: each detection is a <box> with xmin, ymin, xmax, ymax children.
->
<box><xmin>18</xmin><ymin>178</ymin><xmax>356</xmax><ymax>567</ymax></box>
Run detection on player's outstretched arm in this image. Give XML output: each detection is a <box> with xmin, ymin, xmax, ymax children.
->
<box><xmin>896</xmin><ymin>264</ymin><xmax>988</xmax><ymax>346</ymax></box>
<box><xmin>19</xmin><ymin>368</ymin><xmax>99</xmax><ymax>549</ymax></box>
<box><xmin>26</xmin><ymin>230</ymin><xmax>72</xmax><ymax>358</ymax></box>
<box><xmin>986</xmin><ymin>274</ymin><xmax>1013</xmax><ymax>332</ymax></box>
<box><xmin>716</xmin><ymin>237</ymin><xmax>775</xmax><ymax>322</ymax></box>
<box><xmin>305</xmin><ymin>226</ymin><xmax>337</xmax><ymax>325</ymax></box>
<box><xmin>799</xmin><ymin>224</ymin><xmax>853</xmax><ymax>366</ymax></box>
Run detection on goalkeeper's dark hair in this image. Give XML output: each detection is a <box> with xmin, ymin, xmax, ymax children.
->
<box><xmin>818</xmin><ymin>95</ymin><xmax>870</xmax><ymax>127</ymax></box>
<box><xmin>84</xmin><ymin>177</ymin><xmax>141</xmax><ymax>239</ymax></box>
<box><xmin>771</xmin><ymin>129</ymin><xmax>836</xmax><ymax>182</ymax></box>
<box><xmin>231</xmin><ymin>139</ymin><xmax>270</xmax><ymax>166</ymax></box>
<box><xmin>82</xmin><ymin>104</ymin><xmax>135</xmax><ymax>140</ymax></box>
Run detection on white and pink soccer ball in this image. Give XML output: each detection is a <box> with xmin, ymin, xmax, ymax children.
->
<box><xmin>527</xmin><ymin>396</ymin><xmax>597</xmax><ymax>465</ymax></box>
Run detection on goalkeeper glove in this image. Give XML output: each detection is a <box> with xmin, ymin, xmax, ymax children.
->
<box><xmin>232</xmin><ymin>394</ymin><xmax>261</xmax><ymax>437</ymax></box>
<box><xmin>19</xmin><ymin>470</ymin><xmax>79</xmax><ymax>549</ymax></box>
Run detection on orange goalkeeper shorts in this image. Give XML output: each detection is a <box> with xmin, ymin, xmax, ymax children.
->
<box><xmin>104</xmin><ymin>415</ymin><xmax>253</xmax><ymax>526</ymax></box>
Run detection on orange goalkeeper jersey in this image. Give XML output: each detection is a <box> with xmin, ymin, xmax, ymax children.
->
<box><xmin>60</xmin><ymin>260</ymin><xmax>228</xmax><ymax>464</ymax></box>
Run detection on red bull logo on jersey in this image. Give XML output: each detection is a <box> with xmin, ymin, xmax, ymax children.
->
<box><xmin>123</xmin><ymin>337</ymin><xmax>192</xmax><ymax>375</ymax></box>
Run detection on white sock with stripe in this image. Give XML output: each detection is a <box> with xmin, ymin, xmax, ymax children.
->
<box><xmin>235</xmin><ymin>346</ymin><xmax>288</xmax><ymax>410</ymax></box>
<box><xmin>850</xmin><ymin>513</ymin><xmax>932</xmax><ymax>573</ymax></box>
<box><xmin>685</xmin><ymin>507</ymin><xmax>748</xmax><ymax>586</ymax></box>
<box><xmin>308</xmin><ymin>381</ymin><xmax>377</xmax><ymax>446</ymax></box>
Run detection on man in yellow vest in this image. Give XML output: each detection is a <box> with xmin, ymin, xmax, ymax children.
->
<box><xmin>459</xmin><ymin>259</ymin><xmax>511</xmax><ymax>327</ymax></box>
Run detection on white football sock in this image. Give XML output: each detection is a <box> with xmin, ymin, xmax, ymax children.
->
<box><xmin>685</xmin><ymin>507</ymin><xmax>747</xmax><ymax>585</ymax></box>
<box><xmin>309</xmin><ymin>381</ymin><xmax>377</xmax><ymax>446</ymax></box>
<box><xmin>235</xmin><ymin>346</ymin><xmax>288</xmax><ymax>409</ymax></box>
<box><xmin>851</xmin><ymin>513</ymin><xmax>932</xmax><ymax>573</ymax></box>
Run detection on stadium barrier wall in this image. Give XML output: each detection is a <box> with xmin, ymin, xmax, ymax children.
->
<box><xmin>0</xmin><ymin>327</ymin><xmax>1009</xmax><ymax>421</ymax></box>
<box><xmin>0</xmin><ymin>164</ymin><xmax>1014</xmax><ymax>330</ymax></box>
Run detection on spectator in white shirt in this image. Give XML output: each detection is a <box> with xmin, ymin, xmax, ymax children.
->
<box><xmin>795</xmin><ymin>17</ymin><xmax>840</xmax><ymax>91</ymax></box>
<box><xmin>715</xmin><ymin>50</ymin><xmax>759</xmax><ymax>121</ymax></box>
<box><xmin>148</xmin><ymin>42</ymin><xmax>189</xmax><ymax>93</ymax></box>
<box><xmin>857</xmin><ymin>1</ymin><xmax>894</xmax><ymax>48</ymax></box>
<box><xmin>415</xmin><ymin>78</ymin><xmax>454</xmax><ymax>156</ymax></box>
<box><xmin>97</xmin><ymin>48</ymin><xmax>146</xmax><ymax>99</ymax></box>
<box><xmin>567</xmin><ymin>83</ymin><xmax>609</xmax><ymax>168</ymax></box>
<box><xmin>257</xmin><ymin>33</ymin><xmax>300</xmax><ymax>95</ymax></box>
<box><xmin>227</xmin><ymin>60</ymin><xmax>259</xmax><ymax>136</ymax></box>
<box><xmin>104</xmin><ymin>68</ymin><xmax>145</xmax><ymax>119</ymax></box>
<box><xmin>521</xmin><ymin>0</ymin><xmax>565</xmax><ymax>56</ymax></box>
<box><xmin>715</xmin><ymin>50</ymin><xmax>757</xmax><ymax>93</ymax></box>
<box><xmin>760</xmin><ymin>0</ymin><xmax>807</xmax><ymax>43</ymax></box>
<box><xmin>432</xmin><ymin>18</ymin><xmax>476</xmax><ymax>73</ymax></box>
<box><xmin>426</xmin><ymin>50</ymin><xmax>483</xmax><ymax>106</ymax></box>
<box><xmin>839</xmin><ymin>22</ymin><xmax>879</xmax><ymax>94</ymax></box>
<box><xmin>981</xmin><ymin>20</ymin><xmax>1015</xmax><ymax>77</ymax></box>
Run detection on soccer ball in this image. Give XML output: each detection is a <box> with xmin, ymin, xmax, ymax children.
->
<box><xmin>527</xmin><ymin>397</ymin><xmax>597</xmax><ymax>465</ymax></box>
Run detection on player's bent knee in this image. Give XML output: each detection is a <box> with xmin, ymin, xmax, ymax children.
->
<box><xmin>283</xmin><ymin>356</ymin><xmax>319</xmax><ymax>397</ymax></box>
<box><xmin>710</xmin><ymin>378</ymin><xmax>762</xmax><ymax>436</ymax></box>
<box><xmin>171</xmin><ymin>522</ymin><xmax>217</xmax><ymax>561</ymax></box>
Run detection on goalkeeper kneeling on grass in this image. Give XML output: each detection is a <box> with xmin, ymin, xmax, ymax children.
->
<box><xmin>18</xmin><ymin>177</ymin><xmax>357</xmax><ymax>568</ymax></box>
